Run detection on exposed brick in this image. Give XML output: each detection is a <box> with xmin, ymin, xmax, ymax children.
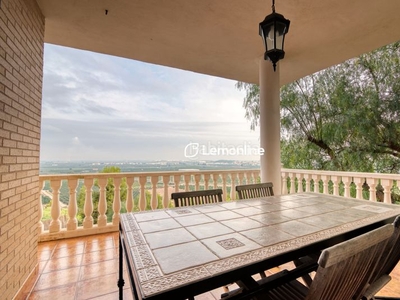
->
<box><xmin>0</xmin><ymin>0</ymin><xmax>44</xmax><ymax>297</ymax></box>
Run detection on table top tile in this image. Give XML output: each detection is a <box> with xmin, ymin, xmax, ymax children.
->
<box><xmin>186</xmin><ymin>222</ymin><xmax>234</xmax><ymax>239</ymax></box>
<box><xmin>206</xmin><ymin>210</ymin><xmax>243</xmax><ymax>221</ymax></box>
<box><xmin>221</xmin><ymin>217</ymin><xmax>264</xmax><ymax>231</ymax></box>
<box><xmin>249</xmin><ymin>212</ymin><xmax>292</xmax><ymax>225</ymax></box>
<box><xmin>241</xmin><ymin>226</ymin><xmax>295</xmax><ymax>246</ymax></box>
<box><xmin>138</xmin><ymin>218</ymin><xmax>181</xmax><ymax>233</ymax></box>
<box><xmin>272</xmin><ymin>220</ymin><xmax>321</xmax><ymax>237</ymax></box>
<box><xmin>152</xmin><ymin>241</ymin><xmax>218</xmax><ymax>274</ymax></box>
<box><xmin>175</xmin><ymin>214</ymin><xmax>215</xmax><ymax>226</ymax></box>
<box><xmin>144</xmin><ymin>228</ymin><xmax>196</xmax><ymax>249</ymax></box>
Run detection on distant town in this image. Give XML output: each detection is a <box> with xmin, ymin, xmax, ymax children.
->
<box><xmin>39</xmin><ymin>160</ymin><xmax>261</xmax><ymax>175</ymax></box>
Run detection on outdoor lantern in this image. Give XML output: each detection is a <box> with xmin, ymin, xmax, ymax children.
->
<box><xmin>259</xmin><ymin>0</ymin><xmax>290</xmax><ymax>71</ymax></box>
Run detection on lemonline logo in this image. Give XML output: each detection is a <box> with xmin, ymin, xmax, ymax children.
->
<box><xmin>184</xmin><ymin>142</ymin><xmax>264</xmax><ymax>159</ymax></box>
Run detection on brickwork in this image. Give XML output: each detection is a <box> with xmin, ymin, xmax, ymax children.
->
<box><xmin>0</xmin><ymin>0</ymin><xmax>44</xmax><ymax>299</ymax></box>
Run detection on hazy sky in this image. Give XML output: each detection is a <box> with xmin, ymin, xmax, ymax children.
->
<box><xmin>40</xmin><ymin>44</ymin><xmax>261</xmax><ymax>162</ymax></box>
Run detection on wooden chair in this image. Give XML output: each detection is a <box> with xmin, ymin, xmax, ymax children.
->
<box><xmin>362</xmin><ymin>215</ymin><xmax>400</xmax><ymax>300</ymax></box>
<box><xmin>222</xmin><ymin>223</ymin><xmax>394</xmax><ymax>300</ymax></box>
<box><xmin>236</xmin><ymin>182</ymin><xmax>274</xmax><ymax>199</ymax></box>
<box><xmin>171</xmin><ymin>189</ymin><xmax>223</xmax><ymax>207</ymax></box>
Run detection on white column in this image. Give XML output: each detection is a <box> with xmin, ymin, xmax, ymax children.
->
<box><xmin>259</xmin><ymin>59</ymin><xmax>281</xmax><ymax>194</ymax></box>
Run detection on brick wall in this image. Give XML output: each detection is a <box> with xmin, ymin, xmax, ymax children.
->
<box><xmin>0</xmin><ymin>0</ymin><xmax>44</xmax><ymax>299</ymax></box>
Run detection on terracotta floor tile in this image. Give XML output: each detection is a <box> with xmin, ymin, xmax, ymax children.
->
<box><xmin>28</xmin><ymin>283</ymin><xmax>76</xmax><ymax>300</ymax></box>
<box><xmin>76</xmin><ymin>273</ymin><xmax>119</xmax><ymax>299</ymax></box>
<box><xmin>43</xmin><ymin>254</ymin><xmax>83</xmax><ymax>273</ymax></box>
<box><xmin>37</xmin><ymin>240</ymin><xmax>57</xmax><ymax>252</ymax></box>
<box><xmin>82</xmin><ymin>249</ymin><xmax>116</xmax><ymax>265</ymax></box>
<box><xmin>52</xmin><ymin>244</ymin><xmax>85</xmax><ymax>258</ymax></box>
<box><xmin>85</xmin><ymin>239</ymin><xmax>115</xmax><ymax>252</ymax></box>
<box><xmin>38</xmin><ymin>249</ymin><xmax>53</xmax><ymax>261</ymax></box>
<box><xmin>80</xmin><ymin>259</ymin><xmax>118</xmax><ymax>281</ymax></box>
<box><xmin>56</xmin><ymin>238</ymin><xmax>86</xmax><ymax>249</ymax></box>
<box><xmin>34</xmin><ymin>267</ymin><xmax>80</xmax><ymax>291</ymax></box>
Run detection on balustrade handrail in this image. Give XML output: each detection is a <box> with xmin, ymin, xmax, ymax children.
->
<box><xmin>282</xmin><ymin>168</ymin><xmax>400</xmax><ymax>180</ymax></box>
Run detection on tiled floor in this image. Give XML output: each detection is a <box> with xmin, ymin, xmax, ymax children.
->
<box><xmin>21</xmin><ymin>232</ymin><xmax>400</xmax><ymax>299</ymax></box>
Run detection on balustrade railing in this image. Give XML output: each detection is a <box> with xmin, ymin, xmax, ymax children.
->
<box><xmin>38</xmin><ymin>169</ymin><xmax>260</xmax><ymax>241</ymax></box>
<box><xmin>38</xmin><ymin>168</ymin><xmax>400</xmax><ymax>241</ymax></box>
<box><xmin>281</xmin><ymin>169</ymin><xmax>400</xmax><ymax>204</ymax></box>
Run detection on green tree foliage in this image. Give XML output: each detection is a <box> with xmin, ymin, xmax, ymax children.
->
<box><xmin>237</xmin><ymin>42</ymin><xmax>400</xmax><ymax>173</ymax></box>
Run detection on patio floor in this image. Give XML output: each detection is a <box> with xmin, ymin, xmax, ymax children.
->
<box><xmin>20</xmin><ymin>232</ymin><xmax>400</xmax><ymax>299</ymax></box>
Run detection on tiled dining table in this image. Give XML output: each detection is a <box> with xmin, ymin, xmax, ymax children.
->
<box><xmin>118</xmin><ymin>192</ymin><xmax>400</xmax><ymax>300</ymax></box>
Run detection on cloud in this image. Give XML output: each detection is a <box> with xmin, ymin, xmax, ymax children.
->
<box><xmin>41</xmin><ymin>44</ymin><xmax>259</xmax><ymax>161</ymax></box>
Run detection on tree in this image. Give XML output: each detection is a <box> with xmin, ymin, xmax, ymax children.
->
<box><xmin>237</xmin><ymin>42</ymin><xmax>400</xmax><ymax>173</ymax></box>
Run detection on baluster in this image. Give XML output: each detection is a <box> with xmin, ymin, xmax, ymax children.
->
<box><xmin>184</xmin><ymin>174</ymin><xmax>191</xmax><ymax>191</ymax></box>
<box><xmin>67</xmin><ymin>179</ymin><xmax>78</xmax><ymax>230</ymax></box>
<box><xmin>83</xmin><ymin>178</ymin><xmax>94</xmax><ymax>229</ymax></box>
<box><xmin>289</xmin><ymin>173</ymin><xmax>295</xmax><ymax>194</ymax></box>
<box><xmin>321</xmin><ymin>175</ymin><xmax>329</xmax><ymax>195</ymax></box>
<box><xmin>244</xmin><ymin>172</ymin><xmax>251</xmax><ymax>184</ymax></box>
<box><xmin>353</xmin><ymin>177</ymin><xmax>364</xmax><ymax>199</ymax></box>
<box><xmin>281</xmin><ymin>172</ymin><xmax>288</xmax><ymax>195</ymax></box>
<box><xmin>151</xmin><ymin>176</ymin><xmax>158</xmax><ymax>210</ymax></box>
<box><xmin>126</xmin><ymin>177</ymin><xmax>134</xmax><ymax>212</ymax></box>
<box><xmin>162</xmin><ymin>176</ymin><xmax>170</xmax><ymax>209</ymax></box>
<box><xmin>194</xmin><ymin>174</ymin><xmax>201</xmax><ymax>191</ymax></box>
<box><xmin>174</xmin><ymin>175</ymin><xmax>180</xmax><ymax>193</ymax></box>
<box><xmin>113</xmin><ymin>177</ymin><xmax>122</xmax><ymax>225</ymax></box>
<box><xmin>212</xmin><ymin>174</ymin><xmax>218</xmax><ymax>189</ymax></box>
<box><xmin>38</xmin><ymin>179</ymin><xmax>45</xmax><ymax>234</ymax></box>
<box><xmin>222</xmin><ymin>174</ymin><xmax>228</xmax><ymax>201</ymax></box>
<box><xmin>304</xmin><ymin>174</ymin><xmax>311</xmax><ymax>192</ymax></box>
<box><xmin>97</xmin><ymin>177</ymin><xmax>108</xmax><ymax>227</ymax></box>
<box><xmin>49</xmin><ymin>179</ymin><xmax>62</xmax><ymax>233</ymax></box>
<box><xmin>342</xmin><ymin>176</ymin><xmax>351</xmax><ymax>198</ymax></box>
<box><xmin>381</xmin><ymin>179</ymin><xmax>392</xmax><ymax>204</ymax></box>
<box><xmin>139</xmin><ymin>176</ymin><xmax>147</xmax><ymax>211</ymax></box>
<box><xmin>297</xmin><ymin>174</ymin><xmax>304</xmax><ymax>193</ymax></box>
<box><xmin>230</xmin><ymin>173</ymin><xmax>237</xmax><ymax>200</ymax></box>
<box><xmin>366</xmin><ymin>178</ymin><xmax>377</xmax><ymax>201</ymax></box>
<box><xmin>331</xmin><ymin>175</ymin><xmax>340</xmax><ymax>196</ymax></box>
<box><xmin>238</xmin><ymin>173</ymin><xmax>245</xmax><ymax>186</ymax></box>
<box><xmin>311</xmin><ymin>175</ymin><xmax>321</xmax><ymax>193</ymax></box>
<box><xmin>204</xmin><ymin>173</ymin><xmax>210</xmax><ymax>190</ymax></box>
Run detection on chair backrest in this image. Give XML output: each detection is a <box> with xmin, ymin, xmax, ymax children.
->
<box><xmin>305</xmin><ymin>224</ymin><xmax>394</xmax><ymax>300</ymax></box>
<box><xmin>236</xmin><ymin>182</ymin><xmax>274</xmax><ymax>199</ymax></box>
<box><xmin>171</xmin><ymin>189</ymin><xmax>223</xmax><ymax>207</ymax></box>
<box><xmin>370</xmin><ymin>215</ymin><xmax>400</xmax><ymax>282</ymax></box>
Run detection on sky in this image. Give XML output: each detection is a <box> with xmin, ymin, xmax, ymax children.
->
<box><xmin>40</xmin><ymin>44</ymin><xmax>261</xmax><ymax>162</ymax></box>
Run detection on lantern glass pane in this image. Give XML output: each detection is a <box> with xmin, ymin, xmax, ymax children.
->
<box><xmin>275</xmin><ymin>22</ymin><xmax>287</xmax><ymax>50</ymax></box>
<box><xmin>266</xmin><ymin>24</ymin><xmax>275</xmax><ymax>50</ymax></box>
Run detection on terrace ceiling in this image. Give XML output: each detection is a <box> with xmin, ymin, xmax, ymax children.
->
<box><xmin>37</xmin><ymin>0</ymin><xmax>400</xmax><ymax>85</ymax></box>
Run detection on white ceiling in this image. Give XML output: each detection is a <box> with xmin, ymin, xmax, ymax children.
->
<box><xmin>37</xmin><ymin>0</ymin><xmax>400</xmax><ymax>85</ymax></box>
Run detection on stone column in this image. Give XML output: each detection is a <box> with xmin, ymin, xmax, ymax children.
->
<box><xmin>259</xmin><ymin>59</ymin><xmax>282</xmax><ymax>194</ymax></box>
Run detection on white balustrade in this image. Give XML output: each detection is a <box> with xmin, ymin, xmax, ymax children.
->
<box><xmin>38</xmin><ymin>168</ymin><xmax>400</xmax><ymax>241</ymax></box>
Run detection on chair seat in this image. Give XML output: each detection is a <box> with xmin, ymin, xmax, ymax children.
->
<box><xmin>265</xmin><ymin>279</ymin><xmax>308</xmax><ymax>300</ymax></box>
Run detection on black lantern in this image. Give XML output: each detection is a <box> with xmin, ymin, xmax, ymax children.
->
<box><xmin>259</xmin><ymin>0</ymin><xmax>290</xmax><ymax>71</ymax></box>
